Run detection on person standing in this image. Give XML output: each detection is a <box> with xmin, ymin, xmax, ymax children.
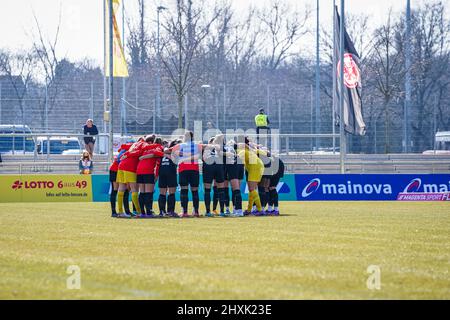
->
<box><xmin>83</xmin><ymin>119</ymin><xmax>99</xmax><ymax>158</ymax></box>
<box><xmin>202</xmin><ymin>136</ymin><xmax>226</xmax><ymax>217</ymax></box>
<box><xmin>254</xmin><ymin>108</ymin><xmax>270</xmax><ymax>145</ymax></box>
<box><xmin>237</xmin><ymin>137</ymin><xmax>266</xmax><ymax>216</ymax></box>
<box><xmin>113</xmin><ymin>142</ymin><xmax>134</xmax><ymax>217</ymax></box>
<box><xmin>266</xmin><ymin>155</ymin><xmax>285</xmax><ymax>216</ymax></box>
<box><xmin>223</xmin><ymin>138</ymin><xmax>244</xmax><ymax>217</ymax></box>
<box><xmin>109</xmin><ymin>153</ymin><xmax>120</xmax><ymax>217</ymax></box>
<box><xmin>137</xmin><ymin>136</ymin><xmax>164</xmax><ymax>217</ymax></box>
<box><xmin>158</xmin><ymin>139</ymin><xmax>180</xmax><ymax>217</ymax></box>
<box><xmin>167</xmin><ymin>131</ymin><xmax>203</xmax><ymax>217</ymax></box>
<box><xmin>116</xmin><ymin>138</ymin><xmax>145</xmax><ymax>218</ymax></box>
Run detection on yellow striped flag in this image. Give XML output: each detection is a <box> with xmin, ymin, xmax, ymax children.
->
<box><xmin>105</xmin><ymin>0</ymin><xmax>129</xmax><ymax>77</ymax></box>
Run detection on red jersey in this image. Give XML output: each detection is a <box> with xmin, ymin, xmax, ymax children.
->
<box><xmin>136</xmin><ymin>144</ymin><xmax>164</xmax><ymax>176</ymax></box>
<box><xmin>109</xmin><ymin>156</ymin><xmax>119</xmax><ymax>172</ymax></box>
<box><xmin>118</xmin><ymin>141</ymin><xmax>145</xmax><ymax>173</ymax></box>
<box><xmin>109</xmin><ymin>143</ymin><xmax>132</xmax><ymax>172</ymax></box>
<box><xmin>119</xmin><ymin>143</ymin><xmax>133</xmax><ymax>152</ymax></box>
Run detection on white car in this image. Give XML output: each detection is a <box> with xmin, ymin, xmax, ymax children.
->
<box><xmin>62</xmin><ymin>149</ymin><xmax>83</xmax><ymax>155</ymax></box>
<box><xmin>37</xmin><ymin>136</ymin><xmax>81</xmax><ymax>155</ymax></box>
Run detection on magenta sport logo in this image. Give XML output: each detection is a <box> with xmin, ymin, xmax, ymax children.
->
<box><xmin>301</xmin><ymin>178</ymin><xmax>321</xmax><ymax>198</ymax></box>
<box><xmin>403</xmin><ymin>178</ymin><xmax>422</xmax><ymax>193</ymax></box>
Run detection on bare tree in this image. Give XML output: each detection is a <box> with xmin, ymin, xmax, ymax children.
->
<box><xmin>404</xmin><ymin>1</ymin><xmax>450</xmax><ymax>151</ymax></box>
<box><xmin>227</xmin><ymin>7</ymin><xmax>261</xmax><ymax>102</ymax></box>
<box><xmin>258</xmin><ymin>0</ymin><xmax>311</xmax><ymax>70</ymax></box>
<box><xmin>127</xmin><ymin>0</ymin><xmax>152</xmax><ymax>76</ymax></box>
<box><xmin>202</xmin><ymin>1</ymin><xmax>234</xmax><ymax>126</ymax></box>
<box><xmin>30</xmin><ymin>8</ymin><xmax>64</xmax><ymax>130</ymax></box>
<box><xmin>161</xmin><ymin>0</ymin><xmax>222</xmax><ymax>128</ymax></box>
<box><xmin>369</xmin><ymin>10</ymin><xmax>404</xmax><ymax>153</ymax></box>
<box><xmin>0</xmin><ymin>50</ymin><xmax>36</xmax><ymax>124</ymax></box>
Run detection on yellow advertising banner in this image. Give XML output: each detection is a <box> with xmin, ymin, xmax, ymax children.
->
<box><xmin>0</xmin><ymin>175</ymin><xmax>93</xmax><ymax>203</ymax></box>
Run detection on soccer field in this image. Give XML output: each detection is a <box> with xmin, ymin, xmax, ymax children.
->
<box><xmin>0</xmin><ymin>201</ymin><xmax>449</xmax><ymax>299</ymax></box>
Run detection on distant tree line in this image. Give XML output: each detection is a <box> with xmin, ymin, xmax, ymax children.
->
<box><xmin>0</xmin><ymin>0</ymin><xmax>448</xmax><ymax>153</ymax></box>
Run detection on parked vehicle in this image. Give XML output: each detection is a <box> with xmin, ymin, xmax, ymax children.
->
<box><xmin>37</xmin><ymin>136</ymin><xmax>81</xmax><ymax>155</ymax></box>
<box><xmin>0</xmin><ymin>124</ymin><xmax>35</xmax><ymax>154</ymax></box>
<box><xmin>423</xmin><ymin>131</ymin><xmax>450</xmax><ymax>155</ymax></box>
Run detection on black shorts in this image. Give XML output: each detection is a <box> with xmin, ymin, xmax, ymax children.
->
<box><xmin>84</xmin><ymin>138</ymin><xmax>96</xmax><ymax>145</ymax></box>
<box><xmin>269</xmin><ymin>161</ymin><xmax>285</xmax><ymax>187</ymax></box>
<box><xmin>158</xmin><ymin>172</ymin><xmax>178</xmax><ymax>188</ymax></box>
<box><xmin>203</xmin><ymin>164</ymin><xmax>225</xmax><ymax>184</ymax></box>
<box><xmin>225</xmin><ymin>164</ymin><xmax>244</xmax><ymax>181</ymax></box>
<box><xmin>136</xmin><ymin>174</ymin><xmax>155</xmax><ymax>184</ymax></box>
<box><xmin>179</xmin><ymin>170</ymin><xmax>200</xmax><ymax>187</ymax></box>
<box><xmin>269</xmin><ymin>174</ymin><xmax>282</xmax><ymax>187</ymax></box>
<box><xmin>109</xmin><ymin>170</ymin><xmax>117</xmax><ymax>182</ymax></box>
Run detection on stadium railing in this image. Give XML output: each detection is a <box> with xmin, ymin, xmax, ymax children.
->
<box><xmin>0</xmin><ymin>133</ymin><xmax>449</xmax><ymax>174</ymax></box>
<box><xmin>0</xmin><ymin>133</ymin><xmax>111</xmax><ymax>174</ymax></box>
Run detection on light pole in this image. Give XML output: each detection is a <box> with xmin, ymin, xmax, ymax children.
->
<box><xmin>404</xmin><ymin>0</ymin><xmax>411</xmax><ymax>153</ymax></box>
<box><xmin>108</xmin><ymin>0</ymin><xmax>114</xmax><ymax>164</ymax></box>
<box><xmin>201</xmin><ymin>84</ymin><xmax>211</xmax><ymax>123</ymax></box>
<box><xmin>156</xmin><ymin>5</ymin><xmax>167</xmax><ymax>128</ymax></box>
<box><xmin>332</xmin><ymin>0</ymin><xmax>336</xmax><ymax>154</ymax></box>
<box><xmin>121</xmin><ymin>0</ymin><xmax>126</xmax><ymax>136</ymax></box>
<box><xmin>315</xmin><ymin>0</ymin><xmax>321</xmax><ymax>151</ymax></box>
<box><xmin>339</xmin><ymin>0</ymin><xmax>346</xmax><ymax>173</ymax></box>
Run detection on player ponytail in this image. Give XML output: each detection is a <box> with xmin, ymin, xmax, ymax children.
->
<box><xmin>184</xmin><ymin>131</ymin><xmax>194</xmax><ymax>142</ymax></box>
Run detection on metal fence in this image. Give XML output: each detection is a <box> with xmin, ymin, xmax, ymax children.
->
<box><xmin>0</xmin><ymin>131</ymin><xmax>449</xmax><ymax>175</ymax></box>
<box><xmin>0</xmin><ymin>132</ymin><xmax>111</xmax><ymax>175</ymax></box>
<box><xmin>0</xmin><ymin>80</ymin><xmax>447</xmax><ymax>154</ymax></box>
<box><xmin>0</xmin><ymin>132</ymin><xmax>110</xmax><ymax>155</ymax></box>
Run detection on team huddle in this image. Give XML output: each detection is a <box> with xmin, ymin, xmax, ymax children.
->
<box><xmin>109</xmin><ymin>131</ymin><xmax>285</xmax><ymax>218</ymax></box>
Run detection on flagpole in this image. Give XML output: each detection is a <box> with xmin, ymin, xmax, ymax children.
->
<box><xmin>332</xmin><ymin>0</ymin><xmax>336</xmax><ymax>154</ymax></box>
<box><xmin>404</xmin><ymin>0</ymin><xmax>411</xmax><ymax>153</ymax></box>
<box><xmin>339</xmin><ymin>0</ymin><xmax>346</xmax><ymax>173</ymax></box>
<box><xmin>121</xmin><ymin>0</ymin><xmax>126</xmax><ymax>136</ymax></box>
<box><xmin>108</xmin><ymin>0</ymin><xmax>114</xmax><ymax>164</ymax></box>
<box><xmin>103</xmin><ymin>0</ymin><xmax>107</xmax><ymax>135</ymax></box>
<box><xmin>315</xmin><ymin>0</ymin><xmax>321</xmax><ymax>151</ymax></box>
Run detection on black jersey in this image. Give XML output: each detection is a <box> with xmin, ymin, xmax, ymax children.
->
<box><xmin>279</xmin><ymin>158</ymin><xmax>285</xmax><ymax>175</ymax></box>
<box><xmin>272</xmin><ymin>156</ymin><xmax>285</xmax><ymax>177</ymax></box>
<box><xmin>159</xmin><ymin>155</ymin><xmax>177</xmax><ymax>175</ymax></box>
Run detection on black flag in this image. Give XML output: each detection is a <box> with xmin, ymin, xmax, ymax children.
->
<box><xmin>334</xmin><ymin>6</ymin><xmax>366</xmax><ymax>135</ymax></box>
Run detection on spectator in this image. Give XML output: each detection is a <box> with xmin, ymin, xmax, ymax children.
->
<box><xmin>79</xmin><ymin>150</ymin><xmax>93</xmax><ymax>174</ymax></box>
<box><xmin>83</xmin><ymin>119</ymin><xmax>98</xmax><ymax>158</ymax></box>
<box><xmin>255</xmin><ymin>108</ymin><xmax>270</xmax><ymax>144</ymax></box>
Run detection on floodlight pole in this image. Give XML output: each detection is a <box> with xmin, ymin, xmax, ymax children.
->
<box><xmin>157</xmin><ymin>6</ymin><xmax>167</xmax><ymax>126</ymax></box>
<box><xmin>121</xmin><ymin>0</ymin><xmax>127</xmax><ymax>136</ymax></box>
<box><xmin>108</xmin><ymin>0</ymin><xmax>114</xmax><ymax>164</ymax></box>
<box><xmin>315</xmin><ymin>0</ymin><xmax>321</xmax><ymax>151</ymax></box>
<box><xmin>339</xmin><ymin>0</ymin><xmax>346</xmax><ymax>173</ymax></box>
<box><xmin>404</xmin><ymin>0</ymin><xmax>411</xmax><ymax>153</ymax></box>
<box><xmin>332</xmin><ymin>0</ymin><xmax>336</xmax><ymax>154</ymax></box>
<box><xmin>103</xmin><ymin>0</ymin><xmax>107</xmax><ymax>135</ymax></box>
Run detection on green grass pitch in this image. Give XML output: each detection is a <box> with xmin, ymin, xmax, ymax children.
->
<box><xmin>0</xmin><ymin>201</ymin><xmax>449</xmax><ymax>299</ymax></box>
